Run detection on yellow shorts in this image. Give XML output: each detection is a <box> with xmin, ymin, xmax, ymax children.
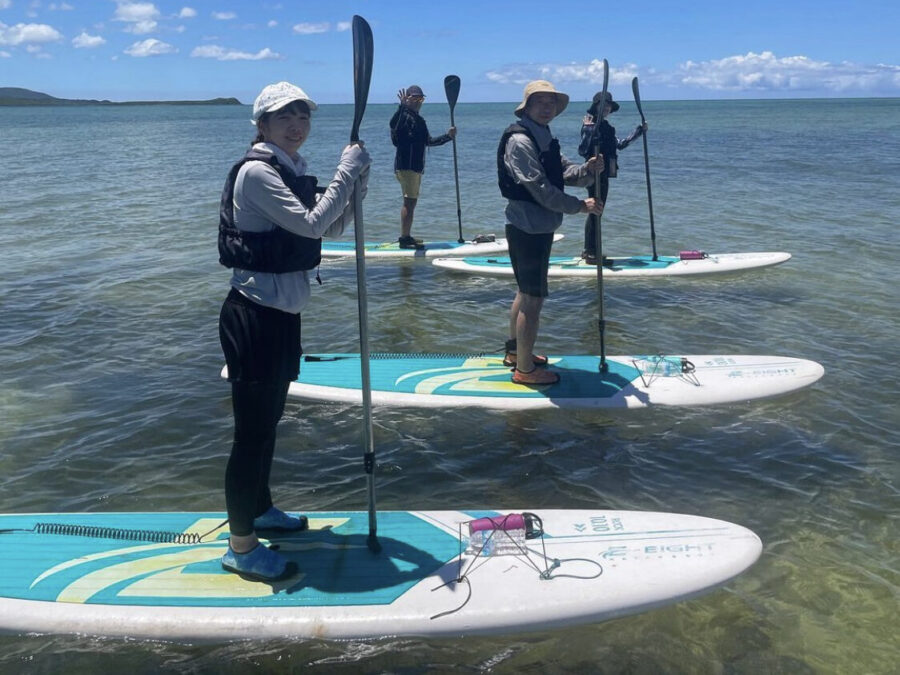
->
<box><xmin>395</xmin><ymin>170</ymin><xmax>422</xmax><ymax>199</ymax></box>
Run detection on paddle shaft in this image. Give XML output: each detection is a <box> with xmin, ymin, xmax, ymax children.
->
<box><xmin>632</xmin><ymin>77</ymin><xmax>657</xmax><ymax>261</ymax></box>
<box><xmin>444</xmin><ymin>75</ymin><xmax>464</xmax><ymax>243</ymax></box>
<box><xmin>350</xmin><ymin>15</ymin><xmax>380</xmax><ymax>552</ymax></box>
<box><xmin>593</xmin><ymin>59</ymin><xmax>609</xmax><ymax>372</ymax></box>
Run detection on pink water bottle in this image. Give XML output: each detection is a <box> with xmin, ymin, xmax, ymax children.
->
<box><xmin>467</xmin><ymin>513</ymin><xmax>533</xmax><ymax>556</ymax></box>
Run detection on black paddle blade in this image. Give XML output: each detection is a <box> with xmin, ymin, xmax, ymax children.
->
<box><xmin>444</xmin><ymin>74</ymin><xmax>461</xmax><ymax>110</ymax></box>
<box><xmin>601</xmin><ymin>58</ymin><xmax>609</xmax><ymax>97</ymax></box>
<box><xmin>632</xmin><ymin>76</ymin><xmax>646</xmax><ymax>122</ymax></box>
<box><xmin>351</xmin><ymin>15</ymin><xmax>374</xmax><ymax>143</ymax></box>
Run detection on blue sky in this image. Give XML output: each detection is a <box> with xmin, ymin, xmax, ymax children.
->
<box><xmin>1</xmin><ymin>0</ymin><xmax>898</xmax><ymax>103</ymax></box>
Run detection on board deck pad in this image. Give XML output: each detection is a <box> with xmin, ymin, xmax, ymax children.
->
<box><xmin>226</xmin><ymin>352</ymin><xmax>825</xmax><ymax>410</ymax></box>
<box><xmin>321</xmin><ymin>233</ymin><xmax>563</xmax><ymax>258</ymax></box>
<box><xmin>432</xmin><ymin>251</ymin><xmax>792</xmax><ymax>277</ymax></box>
<box><xmin>0</xmin><ymin>509</ymin><xmax>761</xmax><ymax>640</ymax></box>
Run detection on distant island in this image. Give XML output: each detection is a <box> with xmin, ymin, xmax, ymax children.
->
<box><xmin>0</xmin><ymin>87</ymin><xmax>242</xmax><ymax>107</ymax></box>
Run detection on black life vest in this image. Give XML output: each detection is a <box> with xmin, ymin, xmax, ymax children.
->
<box><xmin>496</xmin><ymin>123</ymin><xmax>565</xmax><ymax>204</ymax></box>
<box><xmin>218</xmin><ymin>149</ymin><xmax>324</xmax><ymax>273</ymax></box>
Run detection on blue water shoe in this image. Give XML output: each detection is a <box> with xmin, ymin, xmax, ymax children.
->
<box><xmin>253</xmin><ymin>506</ymin><xmax>309</xmax><ymax>532</ymax></box>
<box><xmin>221</xmin><ymin>543</ymin><xmax>297</xmax><ymax>582</ymax></box>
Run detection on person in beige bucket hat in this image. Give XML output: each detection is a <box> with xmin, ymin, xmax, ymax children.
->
<box><xmin>514</xmin><ymin>79</ymin><xmax>570</xmax><ymax>119</ymax></box>
<box><xmin>497</xmin><ymin>80</ymin><xmax>602</xmax><ymax>386</ymax></box>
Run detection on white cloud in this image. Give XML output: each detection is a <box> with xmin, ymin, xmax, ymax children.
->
<box><xmin>485</xmin><ymin>59</ymin><xmax>636</xmax><ymax>87</ymax></box>
<box><xmin>114</xmin><ymin>2</ymin><xmax>159</xmax><ymax>34</ymax></box>
<box><xmin>486</xmin><ymin>52</ymin><xmax>900</xmax><ymax>95</ymax></box>
<box><xmin>0</xmin><ymin>21</ymin><xmax>63</xmax><ymax>46</ymax></box>
<box><xmin>0</xmin><ymin>1</ymin><xmax>12</xmax><ymax>10</ymax></box>
<box><xmin>124</xmin><ymin>37</ymin><xmax>175</xmax><ymax>56</ymax></box>
<box><xmin>178</xmin><ymin>7</ymin><xmax>196</xmax><ymax>19</ymax></box>
<box><xmin>72</xmin><ymin>31</ymin><xmax>105</xmax><ymax>48</ymax></box>
<box><xmin>114</xmin><ymin>2</ymin><xmax>159</xmax><ymax>23</ymax></box>
<box><xmin>336</xmin><ymin>21</ymin><xmax>351</xmax><ymax>32</ymax></box>
<box><xmin>128</xmin><ymin>20</ymin><xmax>157</xmax><ymax>34</ymax></box>
<box><xmin>293</xmin><ymin>22</ymin><xmax>328</xmax><ymax>35</ymax></box>
<box><xmin>49</xmin><ymin>3</ymin><xmax>75</xmax><ymax>9</ymax></box>
<box><xmin>1</xmin><ymin>50</ymin><xmax>11</xmax><ymax>57</ymax></box>
<box><xmin>267</xmin><ymin>20</ymin><xmax>277</xmax><ymax>28</ymax></box>
<box><xmin>674</xmin><ymin>51</ymin><xmax>900</xmax><ymax>93</ymax></box>
<box><xmin>191</xmin><ymin>44</ymin><xmax>280</xmax><ymax>61</ymax></box>
<box><xmin>212</xmin><ymin>11</ymin><xmax>235</xmax><ymax>20</ymax></box>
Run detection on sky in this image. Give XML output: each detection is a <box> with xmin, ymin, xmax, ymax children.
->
<box><xmin>1</xmin><ymin>0</ymin><xmax>899</xmax><ymax>104</ymax></box>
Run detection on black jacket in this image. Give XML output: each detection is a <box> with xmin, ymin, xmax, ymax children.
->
<box><xmin>578</xmin><ymin>117</ymin><xmax>644</xmax><ymax>177</ymax></box>
<box><xmin>390</xmin><ymin>104</ymin><xmax>452</xmax><ymax>173</ymax></box>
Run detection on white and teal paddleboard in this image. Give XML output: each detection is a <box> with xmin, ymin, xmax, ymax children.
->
<box><xmin>222</xmin><ymin>353</ymin><xmax>824</xmax><ymax>410</ymax></box>
<box><xmin>0</xmin><ymin>509</ymin><xmax>761</xmax><ymax>640</ymax></box>
<box><xmin>321</xmin><ymin>234</ymin><xmax>563</xmax><ymax>259</ymax></box>
<box><xmin>432</xmin><ymin>251</ymin><xmax>792</xmax><ymax>278</ymax></box>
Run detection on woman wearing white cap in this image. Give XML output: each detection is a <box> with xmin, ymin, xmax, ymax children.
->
<box><xmin>217</xmin><ymin>81</ymin><xmax>371</xmax><ymax>581</ymax></box>
<box><xmin>497</xmin><ymin>80</ymin><xmax>602</xmax><ymax>385</ymax></box>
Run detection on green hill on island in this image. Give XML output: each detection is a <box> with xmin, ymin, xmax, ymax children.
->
<box><xmin>0</xmin><ymin>87</ymin><xmax>241</xmax><ymax>106</ymax></box>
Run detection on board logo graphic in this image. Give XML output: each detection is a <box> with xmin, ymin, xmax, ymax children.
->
<box><xmin>29</xmin><ymin>517</ymin><xmax>351</xmax><ymax>603</ymax></box>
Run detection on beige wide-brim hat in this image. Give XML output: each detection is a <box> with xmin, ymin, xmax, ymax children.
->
<box><xmin>514</xmin><ymin>80</ymin><xmax>570</xmax><ymax>118</ymax></box>
<box><xmin>252</xmin><ymin>81</ymin><xmax>318</xmax><ymax>124</ymax></box>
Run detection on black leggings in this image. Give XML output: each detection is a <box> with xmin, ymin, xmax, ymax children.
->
<box><xmin>219</xmin><ymin>289</ymin><xmax>302</xmax><ymax>537</ymax></box>
<box><xmin>225</xmin><ymin>380</ymin><xmax>291</xmax><ymax>536</ymax></box>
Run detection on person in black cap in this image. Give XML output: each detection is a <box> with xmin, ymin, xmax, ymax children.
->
<box><xmin>390</xmin><ymin>85</ymin><xmax>457</xmax><ymax>248</ymax></box>
<box><xmin>577</xmin><ymin>91</ymin><xmax>648</xmax><ymax>264</ymax></box>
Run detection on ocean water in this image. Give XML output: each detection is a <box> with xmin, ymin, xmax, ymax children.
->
<box><xmin>0</xmin><ymin>97</ymin><xmax>898</xmax><ymax>673</ymax></box>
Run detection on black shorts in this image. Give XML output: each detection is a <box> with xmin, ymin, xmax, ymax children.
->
<box><xmin>219</xmin><ymin>288</ymin><xmax>302</xmax><ymax>383</ymax></box>
<box><xmin>505</xmin><ymin>224</ymin><xmax>554</xmax><ymax>298</ymax></box>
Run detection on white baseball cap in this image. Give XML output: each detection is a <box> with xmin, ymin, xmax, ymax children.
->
<box><xmin>251</xmin><ymin>81</ymin><xmax>317</xmax><ymax>124</ymax></box>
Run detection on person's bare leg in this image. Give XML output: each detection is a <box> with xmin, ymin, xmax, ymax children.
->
<box><xmin>400</xmin><ymin>197</ymin><xmax>417</xmax><ymax>238</ymax></box>
<box><xmin>515</xmin><ymin>293</ymin><xmax>544</xmax><ymax>370</ymax></box>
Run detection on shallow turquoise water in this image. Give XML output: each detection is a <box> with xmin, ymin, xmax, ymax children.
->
<box><xmin>0</xmin><ymin>98</ymin><xmax>897</xmax><ymax>673</ymax></box>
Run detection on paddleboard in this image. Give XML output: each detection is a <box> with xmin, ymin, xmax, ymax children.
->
<box><xmin>432</xmin><ymin>251</ymin><xmax>792</xmax><ymax>278</ymax></box>
<box><xmin>221</xmin><ymin>352</ymin><xmax>824</xmax><ymax>410</ymax></box>
<box><xmin>0</xmin><ymin>508</ymin><xmax>761</xmax><ymax>640</ymax></box>
<box><xmin>321</xmin><ymin>233</ymin><xmax>563</xmax><ymax>258</ymax></box>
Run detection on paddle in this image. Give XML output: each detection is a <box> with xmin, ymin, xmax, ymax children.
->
<box><xmin>349</xmin><ymin>15</ymin><xmax>380</xmax><ymax>554</ymax></box>
<box><xmin>443</xmin><ymin>75</ymin><xmax>464</xmax><ymax>243</ymax></box>
<box><xmin>631</xmin><ymin>77</ymin><xmax>657</xmax><ymax>261</ymax></box>
<box><xmin>593</xmin><ymin>59</ymin><xmax>609</xmax><ymax>373</ymax></box>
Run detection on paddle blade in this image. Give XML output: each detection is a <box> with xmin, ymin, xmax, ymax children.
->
<box><xmin>444</xmin><ymin>74</ymin><xmax>461</xmax><ymax>110</ymax></box>
<box><xmin>601</xmin><ymin>58</ymin><xmax>609</xmax><ymax>97</ymax></box>
<box><xmin>632</xmin><ymin>76</ymin><xmax>646</xmax><ymax>121</ymax></box>
<box><xmin>351</xmin><ymin>15</ymin><xmax>374</xmax><ymax>143</ymax></box>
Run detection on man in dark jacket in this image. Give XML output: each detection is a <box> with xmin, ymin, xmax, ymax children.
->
<box><xmin>390</xmin><ymin>85</ymin><xmax>456</xmax><ymax>248</ymax></box>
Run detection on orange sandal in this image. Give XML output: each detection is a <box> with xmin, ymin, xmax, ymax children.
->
<box><xmin>502</xmin><ymin>338</ymin><xmax>549</xmax><ymax>368</ymax></box>
<box><xmin>503</xmin><ymin>352</ymin><xmax>549</xmax><ymax>368</ymax></box>
<box><xmin>512</xmin><ymin>366</ymin><xmax>560</xmax><ymax>385</ymax></box>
